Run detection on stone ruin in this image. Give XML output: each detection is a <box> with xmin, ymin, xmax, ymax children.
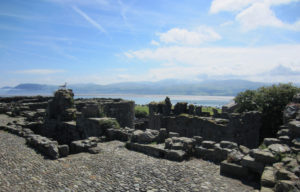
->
<box><xmin>148</xmin><ymin>98</ymin><xmax>261</xmax><ymax>148</ymax></box>
<box><xmin>0</xmin><ymin>90</ymin><xmax>299</xmax><ymax>192</ymax></box>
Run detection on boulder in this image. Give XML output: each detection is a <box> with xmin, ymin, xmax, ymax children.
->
<box><xmin>58</xmin><ymin>145</ymin><xmax>69</xmax><ymax>157</ymax></box>
<box><xmin>70</xmin><ymin>139</ymin><xmax>97</xmax><ymax>154</ymax></box>
<box><xmin>131</xmin><ymin>129</ymin><xmax>159</xmax><ymax>144</ymax></box>
<box><xmin>239</xmin><ymin>145</ymin><xmax>250</xmax><ymax>155</ymax></box>
<box><xmin>275</xmin><ymin>168</ymin><xmax>298</xmax><ymax>181</ymax></box>
<box><xmin>26</xmin><ymin>134</ymin><xmax>59</xmax><ymax>159</ymax></box>
<box><xmin>106</xmin><ymin>128</ymin><xmax>131</xmax><ymax>142</ymax></box>
<box><xmin>268</xmin><ymin>144</ymin><xmax>291</xmax><ymax>154</ymax></box>
<box><xmin>275</xmin><ymin>180</ymin><xmax>299</xmax><ymax>192</ymax></box>
<box><xmin>227</xmin><ymin>150</ymin><xmax>244</xmax><ymax>163</ymax></box>
<box><xmin>261</xmin><ymin>167</ymin><xmax>276</xmax><ymax>188</ymax></box>
<box><xmin>276</xmin><ymin>129</ymin><xmax>290</xmax><ymax>137</ymax></box>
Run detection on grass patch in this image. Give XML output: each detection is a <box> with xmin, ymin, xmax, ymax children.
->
<box><xmin>135</xmin><ymin>105</ymin><xmax>149</xmax><ymax>118</ymax></box>
<box><xmin>201</xmin><ymin>107</ymin><xmax>221</xmax><ymax>115</ymax></box>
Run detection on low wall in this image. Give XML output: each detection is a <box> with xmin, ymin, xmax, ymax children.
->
<box><xmin>149</xmin><ymin>112</ymin><xmax>261</xmax><ymax>148</ymax></box>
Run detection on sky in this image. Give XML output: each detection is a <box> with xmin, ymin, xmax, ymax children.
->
<box><xmin>0</xmin><ymin>0</ymin><xmax>300</xmax><ymax>86</ymax></box>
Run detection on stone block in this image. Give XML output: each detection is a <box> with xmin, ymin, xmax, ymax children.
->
<box><xmin>165</xmin><ymin>150</ymin><xmax>187</xmax><ymax>162</ymax></box>
<box><xmin>220</xmin><ymin>160</ymin><xmax>249</xmax><ymax>179</ymax></box>
<box><xmin>252</xmin><ymin>149</ymin><xmax>278</xmax><ymax>165</ymax></box>
<box><xmin>201</xmin><ymin>141</ymin><xmax>216</xmax><ymax>149</ymax></box>
<box><xmin>241</xmin><ymin>155</ymin><xmax>264</xmax><ymax>174</ymax></box>
<box><xmin>220</xmin><ymin>141</ymin><xmax>238</xmax><ymax>149</ymax></box>
<box><xmin>261</xmin><ymin>167</ymin><xmax>276</xmax><ymax>188</ymax></box>
<box><xmin>263</xmin><ymin>138</ymin><xmax>281</xmax><ymax>146</ymax></box>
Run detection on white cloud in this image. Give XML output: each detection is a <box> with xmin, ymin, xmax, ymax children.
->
<box><xmin>210</xmin><ymin>0</ymin><xmax>300</xmax><ymax>31</ymax></box>
<box><xmin>15</xmin><ymin>69</ymin><xmax>65</xmax><ymax>75</ymax></box>
<box><xmin>157</xmin><ymin>26</ymin><xmax>221</xmax><ymax>45</ymax></box>
<box><xmin>236</xmin><ymin>3</ymin><xmax>285</xmax><ymax>31</ymax></box>
<box><xmin>124</xmin><ymin>44</ymin><xmax>300</xmax><ymax>82</ymax></box>
<box><xmin>151</xmin><ymin>40</ymin><xmax>160</xmax><ymax>46</ymax></box>
<box><xmin>72</xmin><ymin>6</ymin><xmax>106</xmax><ymax>33</ymax></box>
<box><xmin>210</xmin><ymin>0</ymin><xmax>255</xmax><ymax>14</ymax></box>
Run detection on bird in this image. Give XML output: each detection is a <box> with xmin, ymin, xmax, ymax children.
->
<box><xmin>59</xmin><ymin>82</ymin><xmax>67</xmax><ymax>89</ymax></box>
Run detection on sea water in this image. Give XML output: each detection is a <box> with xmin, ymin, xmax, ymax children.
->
<box><xmin>75</xmin><ymin>94</ymin><xmax>234</xmax><ymax>107</ymax></box>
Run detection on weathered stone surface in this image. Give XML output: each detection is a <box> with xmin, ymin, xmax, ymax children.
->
<box><xmin>275</xmin><ymin>180</ymin><xmax>299</xmax><ymax>192</ymax></box>
<box><xmin>157</xmin><ymin>128</ymin><xmax>167</xmax><ymax>143</ymax></box>
<box><xmin>26</xmin><ymin>134</ymin><xmax>59</xmax><ymax>159</ymax></box>
<box><xmin>81</xmin><ymin>103</ymin><xmax>103</xmax><ymax>118</ymax></box>
<box><xmin>220</xmin><ymin>141</ymin><xmax>238</xmax><ymax>149</ymax></box>
<box><xmin>201</xmin><ymin>141</ymin><xmax>216</xmax><ymax>149</ymax></box>
<box><xmin>241</xmin><ymin>155</ymin><xmax>264</xmax><ymax>174</ymax></box>
<box><xmin>292</xmin><ymin>138</ymin><xmax>300</xmax><ymax>148</ymax></box>
<box><xmin>261</xmin><ymin>167</ymin><xmax>276</xmax><ymax>188</ymax></box>
<box><xmin>227</xmin><ymin>150</ymin><xmax>244</xmax><ymax>163</ymax></box>
<box><xmin>252</xmin><ymin>149</ymin><xmax>278</xmax><ymax>164</ymax></box>
<box><xmin>275</xmin><ymin>168</ymin><xmax>298</xmax><ymax>181</ymax></box>
<box><xmin>220</xmin><ymin>160</ymin><xmax>249</xmax><ymax>178</ymax></box>
<box><xmin>278</xmin><ymin>136</ymin><xmax>291</xmax><ymax>144</ymax></box>
<box><xmin>174</xmin><ymin>102</ymin><xmax>187</xmax><ymax>115</ymax></box>
<box><xmin>263</xmin><ymin>138</ymin><xmax>281</xmax><ymax>146</ymax></box>
<box><xmin>193</xmin><ymin>136</ymin><xmax>203</xmax><ymax>146</ymax></box>
<box><xmin>131</xmin><ymin>129</ymin><xmax>159</xmax><ymax>144</ymax></box>
<box><xmin>70</xmin><ymin>138</ymin><xmax>97</xmax><ymax>154</ymax></box>
<box><xmin>268</xmin><ymin>144</ymin><xmax>291</xmax><ymax>154</ymax></box>
<box><xmin>88</xmin><ymin>146</ymin><xmax>102</xmax><ymax>154</ymax></box>
<box><xmin>288</xmin><ymin>120</ymin><xmax>300</xmax><ymax>137</ymax></box>
<box><xmin>168</xmin><ymin>132</ymin><xmax>179</xmax><ymax>138</ymax></box>
<box><xmin>283</xmin><ymin>103</ymin><xmax>300</xmax><ymax>123</ymax></box>
<box><xmin>260</xmin><ymin>187</ymin><xmax>274</xmax><ymax>192</ymax></box>
<box><xmin>194</xmin><ymin>146</ymin><xmax>215</xmax><ymax>160</ymax></box>
<box><xmin>106</xmin><ymin>128</ymin><xmax>132</xmax><ymax>142</ymax></box>
<box><xmin>277</xmin><ymin>129</ymin><xmax>290</xmax><ymax>137</ymax></box>
<box><xmin>78</xmin><ymin>117</ymin><xmax>119</xmax><ymax>138</ymax></box>
<box><xmin>239</xmin><ymin>145</ymin><xmax>250</xmax><ymax>155</ymax></box>
<box><xmin>165</xmin><ymin>150</ymin><xmax>187</xmax><ymax>162</ymax></box>
<box><xmin>58</xmin><ymin>144</ymin><xmax>69</xmax><ymax>157</ymax></box>
<box><xmin>126</xmin><ymin>142</ymin><xmax>167</xmax><ymax>159</ymax></box>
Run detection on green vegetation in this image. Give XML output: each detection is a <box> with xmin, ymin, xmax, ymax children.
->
<box><xmin>99</xmin><ymin>118</ymin><xmax>120</xmax><ymax>129</ymax></box>
<box><xmin>135</xmin><ymin>105</ymin><xmax>149</xmax><ymax>118</ymax></box>
<box><xmin>202</xmin><ymin>106</ymin><xmax>221</xmax><ymax>115</ymax></box>
<box><xmin>234</xmin><ymin>83</ymin><xmax>300</xmax><ymax>140</ymax></box>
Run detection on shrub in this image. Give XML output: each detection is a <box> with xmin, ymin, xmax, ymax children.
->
<box><xmin>234</xmin><ymin>83</ymin><xmax>300</xmax><ymax>140</ymax></box>
<box><xmin>135</xmin><ymin>105</ymin><xmax>149</xmax><ymax>118</ymax></box>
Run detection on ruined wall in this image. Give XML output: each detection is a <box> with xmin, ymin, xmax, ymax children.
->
<box><xmin>75</xmin><ymin>98</ymin><xmax>134</xmax><ymax>128</ymax></box>
<box><xmin>149</xmin><ymin>101</ymin><xmax>261</xmax><ymax>148</ymax></box>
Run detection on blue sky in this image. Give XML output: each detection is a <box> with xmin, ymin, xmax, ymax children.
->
<box><xmin>0</xmin><ymin>0</ymin><xmax>300</xmax><ymax>86</ymax></box>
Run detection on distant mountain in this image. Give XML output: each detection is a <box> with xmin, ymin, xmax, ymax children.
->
<box><xmin>0</xmin><ymin>79</ymin><xmax>275</xmax><ymax>96</ymax></box>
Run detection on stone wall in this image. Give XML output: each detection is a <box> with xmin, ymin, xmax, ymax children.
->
<box><xmin>149</xmin><ymin>112</ymin><xmax>261</xmax><ymax>148</ymax></box>
<box><xmin>75</xmin><ymin>98</ymin><xmax>134</xmax><ymax>128</ymax></box>
<box><xmin>148</xmin><ymin>98</ymin><xmax>261</xmax><ymax>148</ymax></box>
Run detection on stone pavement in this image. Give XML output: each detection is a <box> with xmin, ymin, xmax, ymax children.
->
<box><xmin>0</xmin><ymin>130</ymin><xmax>257</xmax><ymax>192</ymax></box>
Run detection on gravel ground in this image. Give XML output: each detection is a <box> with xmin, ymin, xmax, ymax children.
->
<box><xmin>0</xmin><ymin>115</ymin><xmax>257</xmax><ymax>192</ymax></box>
